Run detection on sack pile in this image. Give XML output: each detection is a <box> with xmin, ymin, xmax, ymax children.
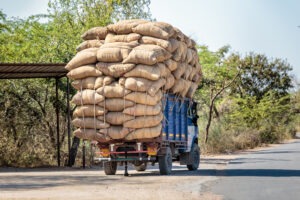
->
<box><xmin>65</xmin><ymin>19</ymin><xmax>202</xmax><ymax>142</ymax></box>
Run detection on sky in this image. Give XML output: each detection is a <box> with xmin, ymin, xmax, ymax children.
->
<box><xmin>1</xmin><ymin>0</ymin><xmax>299</xmax><ymax>81</ymax></box>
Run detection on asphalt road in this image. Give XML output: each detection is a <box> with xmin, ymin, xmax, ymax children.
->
<box><xmin>208</xmin><ymin>137</ymin><xmax>300</xmax><ymax>200</ymax></box>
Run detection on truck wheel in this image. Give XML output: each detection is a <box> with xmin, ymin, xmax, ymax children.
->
<box><xmin>104</xmin><ymin>161</ymin><xmax>117</xmax><ymax>175</ymax></box>
<box><xmin>187</xmin><ymin>144</ymin><xmax>200</xmax><ymax>171</ymax></box>
<box><xmin>134</xmin><ymin>162</ymin><xmax>147</xmax><ymax>172</ymax></box>
<box><xmin>158</xmin><ymin>147</ymin><xmax>172</xmax><ymax>175</ymax></box>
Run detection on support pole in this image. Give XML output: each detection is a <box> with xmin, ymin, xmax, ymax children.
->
<box><xmin>56</xmin><ymin>78</ymin><xmax>61</xmax><ymax>167</ymax></box>
<box><xmin>67</xmin><ymin>77</ymin><xmax>71</xmax><ymax>166</ymax></box>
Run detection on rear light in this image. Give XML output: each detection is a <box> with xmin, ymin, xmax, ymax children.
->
<box><xmin>147</xmin><ymin>145</ymin><xmax>158</xmax><ymax>156</ymax></box>
<box><xmin>100</xmin><ymin>148</ymin><xmax>110</xmax><ymax>157</ymax></box>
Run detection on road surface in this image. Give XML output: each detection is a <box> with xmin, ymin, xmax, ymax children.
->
<box><xmin>208</xmin><ymin>137</ymin><xmax>300</xmax><ymax>200</ymax></box>
<box><xmin>0</xmin><ymin>137</ymin><xmax>299</xmax><ymax>200</ymax></box>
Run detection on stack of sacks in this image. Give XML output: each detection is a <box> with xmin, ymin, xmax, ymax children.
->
<box><xmin>65</xmin><ymin>19</ymin><xmax>202</xmax><ymax>142</ymax></box>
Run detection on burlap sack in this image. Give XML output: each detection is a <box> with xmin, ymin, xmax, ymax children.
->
<box><xmin>96</xmin><ymin>62</ymin><xmax>135</xmax><ymax>78</ymax></box>
<box><xmin>71</xmin><ymin>89</ymin><xmax>104</xmax><ymax>105</ymax></box>
<box><xmin>168</xmin><ymin>38</ymin><xmax>180</xmax><ymax>53</ymax></box>
<box><xmin>72</xmin><ymin>117</ymin><xmax>110</xmax><ymax>129</ymax></box>
<box><xmin>164</xmin><ymin>74</ymin><xmax>175</xmax><ymax>90</ymax></box>
<box><xmin>125</xmin><ymin>90</ymin><xmax>162</xmax><ymax>106</ymax></box>
<box><xmin>179</xmin><ymin>80</ymin><xmax>192</xmax><ymax>97</ymax></box>
<box><xmin>132</xmin><ymin>22</ymin><xmax>174</xmax><ymax>40</ymax></box>
<box><xmin>98</xmin><ymin>98</ymin><xmax>134</xmax><ymax>111</ymax></box>
<box><xmin>188</xmin><ymin>67</ymin><xmax>198</xmax><ymax>81</ymax></box>
<box><xmin>124</xmin><ymin>77</ymin><xmax>166</xmax><ymax>96</ymax></box>
<box><xmin>74</xmin><ymin>128</ymin><xmax>111</xmax><ymax>142</ymax></box>
<box><xmin>173</xmin><ymin>63</ymin><xmax>186</xmax><ymax>79</ymax></box>
<box><xmin>173</xmin><ymin>27</ymin><xmax>185</xmax><ymax>41</ymax></box>
<box><xmin>94</xmin><ymin>76</ymin><xmax>115</xmax><ymax>89</ymax></box>
<box><xmin>105</xmin><ymin>112</ymin><xmax>135</xmax><ymax>125</ymax></box>
<box><xmin>123</xmin><ymin>44</ymin><xmax>172</xmax><ymax>65</ymax></box>
<box><xmin>76</xmin><ymin>40</ymin><xmax>104</xmax><ymax>52</ymax></box>
<box><xmin>99</xmin><ymin>126</ymin><xmax>132</xmax><ymax>140</ymax></box>
<box><xmin>186</xmin><ymin>82</ymin><xmax>198</xmax><ymax>98</ymax></box>
<box><xmin>105</xmin><ymin>33</ymin><xmax>141</xmax><ymax>43</ymax></box>
<box><xmin>124</xmin><ymin>113</ymin><xmax>163</xmax><ymax>129</ymax></box>
<box><xmin>185</xmin><ymin>48</ymin><xmax>194</xmax><ymax>64</ymax></box>
<box><xmin>123</xmin><ymin>103</ymin><xmax>162</xmax><ymax>116</ymax></box>
<box><xmin>170</xmin><ymin>78</ymin><xmax>186</xmax><ymax>94</ymax></box>
<box><xmin>118</xmin><ymin>77</ymin><xmax>126</xmax><ymax>86</ymax></box>
<box><xmin>65</xmin><ymin>48</ymin><xmax>98</xmax><ymax>71</ymax></box>
<box><xmin>71</xmin><ymin>77</ymin><xmax>96</xmax><ymax>90</ymax></box>
<box><xmin>173</xmin><ymin>41</ymin><xmax>187</xmax><ymax>61</ymax></box>
<box><xmin>97</xmin><ymin>41</ymin><xmax>138</xmax><ymax>62</ymax></box>
<box><xmin>124</xmin><ymin>64</ymin><xmax>161</xmax><ymax>81</ymax></box>
<box><xmin>125</xmin><ymin>124</ymin><xmax>162</xmax><ymax>140</ymax></box>
<box><xmin>97</xmin><ymin>84</ymin><xmax>130</xmax><ymax>98</ymax></box>
<box><xmin>164</xmin><ymin>59</ymin><xmax>178</xmax><ymax>71</ymax></box>
<box><xmin>81</xmin><ymin>27</ymin><xmax>108</xmax><ymax>40</ymax></box>
<box><xmin>67</xmin><ymin>65</ymin><xmax>102</xmax><ymax>80</ymax></box>
<box><xmin>183</xmin><ymin>64</ymin><xmax>193</xmax><ymax>80</ymax></box>
<box><xmin>73</xmin><ymin>105</ymin><xmax>106</xmax><ymax>117</ymax></box>
<box><xmin>139</xmin><ymin>36</ymin><xmax>172</xmax><ymax>52</ymax></box>
<box><xmin>107</xmin><ymin>19</ymin><xmax>147</xmax><ymax>34</ymax></box>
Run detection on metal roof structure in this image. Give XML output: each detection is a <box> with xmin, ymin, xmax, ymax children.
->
<box><xmin>0</xmin><ymin>63</ymin><xmax>68</xmax><ymax>79</ymax></box>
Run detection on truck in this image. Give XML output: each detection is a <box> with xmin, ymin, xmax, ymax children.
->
<box><xmin>95</xmin><ymin>94</ymin><xmax>200</xmax><ymax>175</ymax></box>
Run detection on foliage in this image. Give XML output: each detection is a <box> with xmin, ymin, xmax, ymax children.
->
<box><xmin>0</xmin><ymin>0</ymin><xmax>152</xmax><ymax>167</ymax></box>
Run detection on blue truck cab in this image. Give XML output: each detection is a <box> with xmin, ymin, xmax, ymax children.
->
<box><xmin>97</xmin><ymin>94</ymin><xmax>200</xmax><ymax>175</ymax></box>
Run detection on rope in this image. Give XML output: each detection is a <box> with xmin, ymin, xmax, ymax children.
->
<box><xmin>80</xmin><ymin>80</ymin><xmax>86</xmax><ymax>139</ymax></box>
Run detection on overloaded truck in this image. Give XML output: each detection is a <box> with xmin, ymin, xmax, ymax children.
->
<box><xmin>95</xmin><ymin>94</ymin><xmax>199</xmax><ymax>175</ymax></box>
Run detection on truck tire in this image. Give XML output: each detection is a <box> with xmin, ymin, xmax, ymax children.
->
<box><xmin>104</xmin><ymin>161</ymin><xmax>117</xmax><ymax>175</ymax></box>
<box><xmin>158</xmin><ymin>147</ymin><xmax>172</xmax><ymax>175</ymax></box>
<box><xmin>187</xmin><ymin>144</ymin><xmax>200</xmax><ymax>171</ymax></box>
<box><xmin>134</xmin><ymin>162</ymin><xmax>147</xmax><ymax>172</ymax></box>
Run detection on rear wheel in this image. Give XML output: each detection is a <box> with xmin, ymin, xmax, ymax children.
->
<box><xmin>134</xmin><ymin>162</ymin><xmax>147</xmax><ymax>172</ymax></box>
<box><xmin>104</xmin><ymin>161</ymin><xmax>117</xmax><ymax>175</ymax></box>
<box><xmin>187</xmin><ymin>144</ymin><xmax>200</xmax><ymax>171</ymax></box>
<box><xmin>158</xmin><ymin>147</ymin><xmax>172</xmax><ymax>175</ymax></box>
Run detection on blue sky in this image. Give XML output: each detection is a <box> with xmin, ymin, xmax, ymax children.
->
<box><xmin>1</xmin><ymin>0</ymin><xmax>299</xmax><ymax>81</ymax></box>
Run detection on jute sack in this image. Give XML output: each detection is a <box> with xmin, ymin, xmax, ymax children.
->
<box><xmin>164</xmin><ymin>74</ymin><xmax>175</xmax><ymax>90</ymax></box>
<box><xmin>67</xmin><ymin>65</ymin><xmax>102</xmax><ymax>80</ymax></box>
<box><xmin>125</xmin><ymin>90</ymin><xmax>163</xmax><ymax>106</ymax></box>
<box><xmin>183</xmin><ymin>64</ymin><xmax>193</xmax><ymax>80</ymax></box>
<box><xmin>72</xmin><ymin>117</ymin><xmax>110</xmax><ymax>129</ymax></box>
<box><xmin>105</xmin><ymin>33</ymin><xmax>141</xmax><ymax>43</ymax></box>
<box><xmin>192</xmin><ymin>73</ymin><xmax>202</xmax><ymax>84</ymax></box>
<box><xmin>188</xmin><ymin>67</ymin><xmax>198</xmax><ymax>81</ymax></box>
<box><xmin>118</xmin><ymin>77</ymin><xmax>126</xmax><ymax>86</ymax></box>
<box><xmin>125</xmin><ymin>124</ymin><xmax>162</xmax><ymax>140</ymax></box>
<box><xmin>65</xmin><ymin>48</ymin><xmax>98</xmax><ymax>71</ymax></box>
<box><xmin>99</xmin><ymin>126</ymin><xmax>132</xmax><ymax>140</ymax></box>
<box><xmin>168</xmin><ymin>38</ymin><xmax>180</xmax><ymax>53</ymax></box>
<box><xmin>170</xmin><ymin>78</ymin><xmax>186</xmax><ymax>94</ymax></box>
<box><xmin>124</xmin><ymin>113</ymin><xmax>163</xmax><ymax>129</ymax></box>
<box><xmin>81</xmin><ymin>27</ymin><xmax>108</xmax><ymax>40</ymax></box>
<box><xmin>96</xmin><ymin>62</ymin><xmax>135</xmax><ymax>78</ymax></box>
<box><xmin>105</xmin><ymin>112</ymin><xmax>135</xmax><ymax>125</ymax></box>
<box><xmin>124</xmin><ymin>77</ymin><xmax>166</xmax><ymax>97</ymax></box>
<box><xmin>71</xmin><ymin>77</ymin><xmax>96</xmax><ymax>90</ymax></box>
<box><xmin>73</xmin><ymin>105</ymin><xmax>106</xmax><ymax>117</ymax></box>
<box><xmin>97</xmin><ymin>84</ymin><xmax>130</xmax><ymax>98</ymax></box>
<box><xmin>164</xmin><ymin>59</ymin><xmax>178</xmax><ymax>71</ymax></box>
<box><xmin>107</xmin><ymin>19</ymin><xmax>147</xmax><ymax>34</ymax></box>
<box><xmin>97</xmin><ymin>41</ymin><xmax>138</xmax><ymax>62</ymax></box>
<box><xmin>186</xmin><ymin>82</ymin><xmax>198</xmax><ymax>98</ymax></box>
<box><xmin>123</xmin><ymin>103</ymin><xmax>162</xmax><ymax>116</ymax></box>
<box><xmin>179</xmin><ymin>80</ymin><xmax>192</xmax><ymax>97</ymax></box>
<box><xmin>139</xmin><ymin>36</ymin><xmax>172</xmax><ymax>52</ymax></box>
<box><xmin>71</xmin><ymin>89</ymin><xmax>104</xmax><ymax>105</ymax></box>
<box><xmin>132</xmin><ymin>22</ymin><xmax>174</xmax><ymax>40</ymax></box>
<box><xmin>172</xmin><ymin>41</ymin><xmax>187</xmax><ymax>62</ymax></box>
<box><xmin>124</xmin><ymin>64</ymin><xmax>161</xmax><ymax>81</ymax></box>
<box><xmin>98</xmin><ymin>98</ymin><xmax>134</xmax><ymax>111</ymax></box>
<box><xmin>173</xmin><ymin>27</ymin><xmax>185</xmax><ymax>41</ymax></box>
<box><xmin>95</xmin><ymin>76</ymin><xmax>115</xmax><ymax>88</ymax></box>
<box><xmin>123</xmin><ymin>44</ymin><xmax>172</xmax><ymax>65</ymax></box>
<box><xmin>74</xmin><ymin>128</ymin><xmax>111</xmax><ymax>142</ymax></box>
<box><xmin>76</xmin><ymin>40</ymin><xmax>104</xmax><ymax>52</ymax></box>
<box><xmin>173</xmin><ymin>63</ymin><xmax>186</xmax><ymax>79</ymax></box>
<box><xmin>185</xmin><ymin>48</ymin><xmax>194</xmax><ymax>64</ymax></box>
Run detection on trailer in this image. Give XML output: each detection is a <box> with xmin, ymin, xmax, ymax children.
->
<box><xmin>94</xmin><ymin>94</ymin><xmax>200</xmax><ymax>175</ymax></box>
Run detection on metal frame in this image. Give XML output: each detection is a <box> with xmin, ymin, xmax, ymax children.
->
<box><xmin>0</xmin><ymin>63</ymin><xmax>70</xmax><ymax>167</ymax></box>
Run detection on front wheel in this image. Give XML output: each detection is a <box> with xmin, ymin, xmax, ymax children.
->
<box><xmin>158</xmin><ymin>147</ymin><xmax>172</xmax><ymax>175</ymax></box>
<box><xmin>134</xmin><ymin>162</ymin><xmax>147</xmax><ymax>172</ymax></box>
<box><xmin>104</xmin><ymin>161</ymin><xmax>117</xmax><ymax>175</ymax></box>
<box><xmin>187</xmin><ymin>144</ymin><xmax>200</xmax><ymax>171</ymax></box>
